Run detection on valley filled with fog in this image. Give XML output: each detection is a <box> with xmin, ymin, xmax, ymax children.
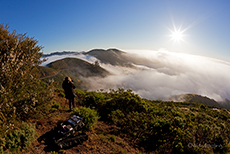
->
<box><xmin>41</xmin><ymin>49</ymin><xmax>230</xmax><ymax>102</ymax></box>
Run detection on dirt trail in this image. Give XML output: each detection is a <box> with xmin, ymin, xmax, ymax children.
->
<box><xmin>40</xmin><ymin>70</ymin><xmax>62</xmax><ymax>80</ymax></box>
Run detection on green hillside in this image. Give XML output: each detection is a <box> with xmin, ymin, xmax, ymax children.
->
<box><xmin>37</xmin><ymin>66</ymin><xmax>58</xmax><ymax>78</ymax></box>
<box><xmin>39</xmin><ymin>57</ymin><xmax>110</xmax><ymax>89</ymax></box>
<box><xmin>47</xmin><ymin>57</ymin><xmax>109</xmax><ymax>77</ymax></box>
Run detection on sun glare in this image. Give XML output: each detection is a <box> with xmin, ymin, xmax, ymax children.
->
<box><xmin>169</xmin><ymin>29</ymin><xmax>185</xmax><ymax>44</ymax></box>
<box><xmin>171</xmin><ymin>30</ymin><xmax>183</xmax><ymax>42</ymax></box>
<box><xmin>167</xmin><ymin>19</ymin><xmax>188</xmax><ymax>44</ymax></box>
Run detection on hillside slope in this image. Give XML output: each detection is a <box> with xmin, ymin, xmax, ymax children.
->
<box><xmin>170</xmin><ymin>94</ymin><xmax>222</xmax><ymax>108</ymax></box>
<box><xmin>37</xmin><ymin>66</ymin><xmax>58</xmax><ymax>78</ymax></box>
<box><xmin>221</xmin><ymin>99</ymin><xmax>230</xmax><ymax>110</ymax></box>
<box><xmin>47</xmin><ymin>57</ymin><xmax>109</xmax><ymax>77</ymax></box>
<box><xmin>39</xmin><ymin>57</ymin><xmax>110</xmax><ymax>89</ymax></box>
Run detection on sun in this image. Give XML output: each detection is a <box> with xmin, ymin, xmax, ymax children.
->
<box><xmin>171</xmin><ymin>30</ymin><xmax>183</xmax><ymax>42</ymax></box>
<box><xmin>170</xmin><ymin>29</ymin><xmax>185</xmax><ymax>43</ymax></box>
<box><xmin>167</xmin><ymin>14</ymin><xmax>208</xmax><ymax>45</ymax></box>
<box><xmin>167</xmin><ymin>20</ymin><xmax>187</xmax><ymax>44</ymax></box>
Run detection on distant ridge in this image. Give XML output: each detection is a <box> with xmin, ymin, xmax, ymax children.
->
<box><xmin>170</xmin><ymin>94</ymin><xmax>222</xmax><ymax>108</ymax></box>
<box><xmin>42</xmin><ymin>51</ymin><xmax>81</xmax><ymax>58</ymax></box>
<box><xmin>42</xmin><ymin>48</ymin><xmax>134</xmax><ymax>67</ymax></box>
<box><xmin>85</xmin><ymin>48</ymin><xmax>133</xmax><ymax>67</ymax></box>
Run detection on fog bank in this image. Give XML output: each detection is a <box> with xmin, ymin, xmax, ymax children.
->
<box><xmin>41</xmin><ymin>50</ymin><xmax>230</xmax><ymax>101</ymax></box>
<box><xmin>87</xmin><ymin>50</ymin><xmax>230</xmax><ymax>101</ymax></box>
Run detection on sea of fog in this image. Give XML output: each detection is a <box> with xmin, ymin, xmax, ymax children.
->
<box><xmin>41</xmin><ymin>50</ymin><xmax>230</xmax><ymax>102</ymax></box>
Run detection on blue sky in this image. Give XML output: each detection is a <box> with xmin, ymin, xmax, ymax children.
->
<box><xmin>1</xmin><ymin>0</ymin><xmax>230</xmax><ymax>62</ymax></box>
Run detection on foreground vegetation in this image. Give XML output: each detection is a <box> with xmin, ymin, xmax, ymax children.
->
<box><xmin>2</xmin><ymin>87</ymin><xmax>230</xmax><ymax>153</ymax></box>
<box><xmin>69</xmin><ymin>88</ymin><xmax>230</xmax><ymax>153</ymax></box>
<box><xmin>0</xmin><ymin>24</ymin><xmax>54</xmax><ymax>153</ymax></box>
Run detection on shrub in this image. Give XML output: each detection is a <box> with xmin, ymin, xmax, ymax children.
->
<box><xmin>108</xmin><ymin>109</ymin><xmax>125</xmax><ymax>124</ymax></box>
<box><xmin>55</xmin><ymin>87</ymin><xmax>65</xmax><ymax>97</ymax></box>
<box><xmin>2</xmin><ymin>122</ymin><xmax>36</xmax><ymax>151</ymax></box>
<box><xmin>71</xmin><ymin>106</ymin><xmax>100</xmax><ymax>130</ymax></box>
<box><xmin>0</xmin><ymin>24</ymin><xmax>54</xmax><ymax>122</ymax></box>
<box><xmin>109</xmin><ymin>135</ymin><xmax>116</xmax><ymax>142</ymax></box>
<box><xmin>83</xmin><ymin>89</ymin><xmax>149</xmax><ymax>121</ymax></box>
<box><xmin>200</xmin><ymin>104</ymin><xmax>207</xmax><ymax>110</ymax></box>
<box><xmin>173</xmin><ymin>116</ymin><xmax>184</xmax><ymax>128</ymax></box>
<box><xmin>84</xmin><ymin>92</ymin><xmax>105</xmax><ymax>109</ymax></box>
<box><xmin>58</xmin><ymin>92</ymin><xmax>65</xmax><ymax>98</ymax></box>
<box><xmin>51</xmin><ymin>101</ymin><xmax>61</xmax><ymax>110</ymax></box>
<box><xmin>0</xmin><ymin>137</ymin><xmax>5</xmax><ymax>153</ymax></box>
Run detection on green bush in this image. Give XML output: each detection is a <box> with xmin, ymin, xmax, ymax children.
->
<box><xmin>108</xmin><ymin>109</ymin><xmax>125</xmax><ymax>124</ymax></box>
<box><xmin>1</xmin><ymin>122</ymin><xmax>36</xmax><ymax>151</ymax></box>
<box><xmin>75</xmin><ymin>89</ymin><xmax>230</xmax><ymax>153</ymax></box>
<box><xmin>85</xmin><ymin>89</ymin><xmax>230</xmax><ymax>153</ymax></box>
<box><xmin>83</xmin><ymin>89</ymin><xmax>149</xmax><ymax>121</ymax></box>
<box><xmin>0</xmin><ymin>137</ymin><xmax>5</xmax><ymax>153</ymax></box>
<box><xmin>51</xmin><ymin>101</ymin><xmax>61</xmax><ymax>110</ymax></box>
<box><xmin>0</xmin><ymin>24</ymin><xmax>54</xmax><ymax>122</ymax></box>
<box><xmin>58</xmin><ymin>92</ymin><xmax>65</xmax><ymax>98</ymax></box>
<box><xmin>84</xmin><ymin>92</ymin><xmax>106</xmax><ymax>109</ymax></box>
<box><xmin>55</xmin><ymin>88</ymin><xmax>65</xmax><ymax>98</ymax></box>
<box><xmin>72</xmin><ymin>106</ymin><xmax>100</xmax><ymax>130</ymax></box>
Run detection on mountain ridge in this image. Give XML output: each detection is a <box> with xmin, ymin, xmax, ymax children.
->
<box><xmin>85</xmin><ymin>48</ymin><xmax>132</xmax><ymax>67</ymax></box>
<box><xmin>42</xmin><ymin>48</ymin><xmax>134</xmax><ymax>67</ymax></box>
<box><xmin>42</xmin><ymin>51</ymin><xmax>81</xmax><ymax>58</ymax></box>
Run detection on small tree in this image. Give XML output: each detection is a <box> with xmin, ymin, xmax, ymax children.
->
<box><xmin>94</xmin><ymin>60</ymin><xmax>100</xmax><ymax>67</ymax></box>
<box><xmin>0</xmin><ymin>24</ymin><xmax>53</xmax><ymax>126</ymax></box>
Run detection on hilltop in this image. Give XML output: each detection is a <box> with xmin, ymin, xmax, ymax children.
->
<box><xmin>85</xmin><ymin>48</ymin><xmax>133</xmax><ymax>67</ymax></box>
<box><xmin>25</xmin><ymin>88</ymin><xmax>230</xmax><ymax>154</ymax></box>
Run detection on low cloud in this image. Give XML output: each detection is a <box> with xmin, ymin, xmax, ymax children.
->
<box><xmin>40</xmin><ymin>53</ymin><xmax>97</xmax><ymax>66</ymax></box>
<box><xmin>41</xmin><ymin>50</ymin><xmax>230</xmax><ymax>101</ymax></box>
<box><xmin>86</xmin><ymin>50</ymin><xmax>230</xmax><ymax>101</ymax></box>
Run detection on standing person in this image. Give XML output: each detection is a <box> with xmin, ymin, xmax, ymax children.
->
<box><xmin>62</xmin><ymin>77</ymin><xmax>76</xmax><ymax>111</ymax></box>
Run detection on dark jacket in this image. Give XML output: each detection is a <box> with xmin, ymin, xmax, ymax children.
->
<box><xmin>62</xmin><ymin>80</ymin><xmax>76</xmax><ymax>99</ymax></box>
